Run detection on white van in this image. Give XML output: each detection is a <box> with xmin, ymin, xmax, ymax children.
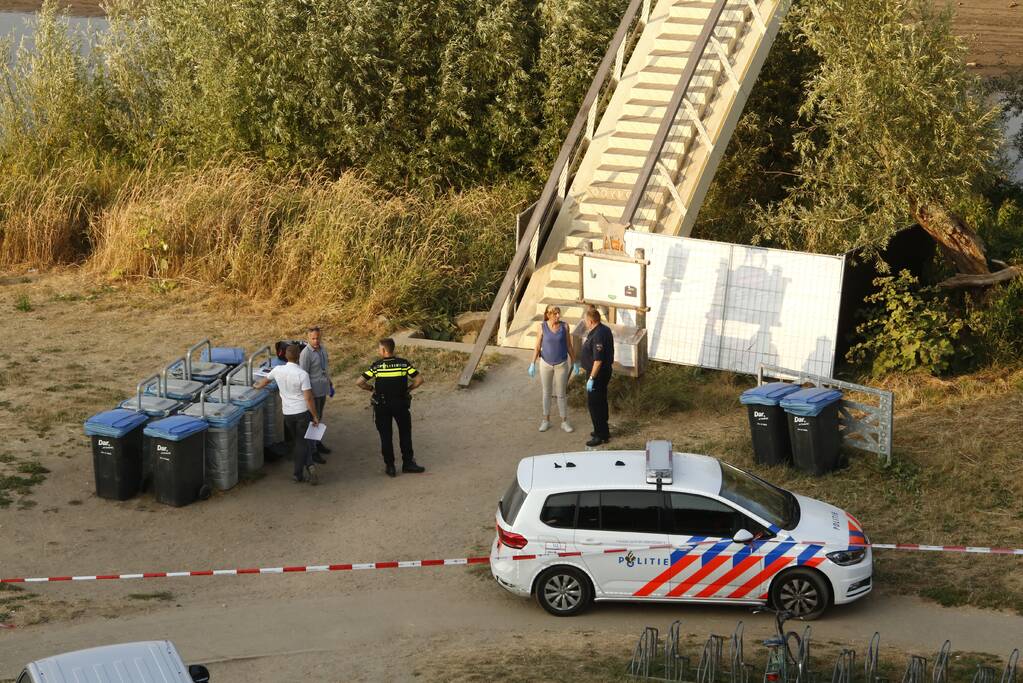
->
<box><xmin>18</xmin><ymin>641</ymin><xmax>210</xmax><ymax>683</ymax></box>
<box><xmin>490</xmin><ymin>441</ymin><xmax>872</xmax><ymax>619</ymax></box>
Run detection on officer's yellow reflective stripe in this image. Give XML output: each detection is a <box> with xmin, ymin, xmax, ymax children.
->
<box><xmin>406</xmin><ymin>366</ymin><xmax>419</xmax><ymax>375</ymax></box>
<box><xmin>373</xmin><ymin>369</ymin><xmax>410</xmax><ymax>378</ymax></box>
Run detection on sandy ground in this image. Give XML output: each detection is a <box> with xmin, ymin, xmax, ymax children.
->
<box><xmin>0</xmin><ymin>271</ymin><xmax>1021</xmax><ymax>680</ymax></box>
<box><xmin>0</xmin><ymin>0</ymin><xmax>1020</xmax><ymax>74</ymax></box>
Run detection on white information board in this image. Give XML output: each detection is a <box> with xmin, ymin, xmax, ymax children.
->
<box><xmin>580</xmin><ymin>253</ymin><xmax>644</xmax><ymax>309</ymax></box>
<box><xmin>620</xmin><ymin>232</ymin><xmax>844</xmax><ymax>376</ymax></box>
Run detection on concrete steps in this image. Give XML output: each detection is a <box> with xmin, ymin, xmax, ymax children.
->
<box><xmin>501</xmin><ymin>0</ymin><xmax>789</xmax><ymax>350</ymax></box>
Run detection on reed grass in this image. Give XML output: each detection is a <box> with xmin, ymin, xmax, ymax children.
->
<box><xmin>77</xmin><ymin>162</ymin><xmax>527</xmax><ymax>325</ymax></box>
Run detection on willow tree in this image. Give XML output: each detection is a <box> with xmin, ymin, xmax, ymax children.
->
<box><xmin>761</xmin><ymin>0</ymin><xmax>1007</xmax><ymax>280</ymax></box>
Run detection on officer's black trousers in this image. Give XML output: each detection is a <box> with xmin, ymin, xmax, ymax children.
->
<box><xmin>374</xmin><ymin>403</ymin><xmax>414</xmax><ymax>467</ymax></box>
<box><xmin>587</xmin><ymin>373</ymin><xmax>611</xmax><ymax>440</ymax></box>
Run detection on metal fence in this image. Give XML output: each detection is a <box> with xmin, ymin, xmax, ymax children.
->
<box><xmin>758</xmin><ymin>364</ymin><xmax>894</xmax><ymax>464</ymax></box>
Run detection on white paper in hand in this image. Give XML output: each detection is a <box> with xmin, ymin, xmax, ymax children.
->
<box><xmin>304</xmin><ymin>422</ymin><xmax>326</xmax><ymax>441</ymax></box>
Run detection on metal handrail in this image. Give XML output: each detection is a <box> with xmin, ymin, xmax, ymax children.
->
<box><xmin>134</xmin><ymin>374</ymin><xmax>162</xmax><ymax>412</ymax></box>
<box><xmin>619</xmin><ymin>0</ymin><xmax>731</xmax><ymax>228</ymax></box>
<box><xmin>185</xmin><ymin>338</ymin><xmax>213</xmax><ymax>380</ymax></box>
<box><xmin>247</xmin><ymin>345</ymin><xmax>272</xmax><ymax>385</ymax></box>
<box><xmin>459</xmin><ymin>0</ymin><xmax>650</xmax><ymax>387</ymax></box>
<box><xmin>162</xmin><ymin>356</ymin><xmax>187</xmax><ymax>396</ymax></box>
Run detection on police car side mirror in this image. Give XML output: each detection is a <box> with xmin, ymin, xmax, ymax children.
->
<box><xmin>188</xmin><ymin>665</ymin><xmax>211</xmax><ymax>683</ymax></box>
<box><xmin>732</xmin><ymin>529</ymin><xmax>755</xmax><ymax>544</ymax></box>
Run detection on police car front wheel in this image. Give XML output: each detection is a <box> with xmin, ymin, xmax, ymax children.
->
<box><xmin>770</xmin><ymin>568</ymin><xmax>830</xmax><ymax>620</ymax></box>
<box><xmin>535</xmin><ymin>566</ymin><xmax>593</xmax><ymax>616</ymax></box>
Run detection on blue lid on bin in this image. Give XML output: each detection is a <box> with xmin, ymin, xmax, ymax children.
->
<box><xmin>84</xmin><ymin>408</ymin><xmax>149</xmax><ymax>438</ymax></box>
<box><xmin>201</xmin><ymin>347</ymin><xmax>245</xmax><ymax>366</ymax></box>
<box><xmin>119</xmin><ymin>396</ymin><xmax>182</xmax><ymax>418</ymax></box>
<box><xmin>780</xmin><ymin>387</ymin><xmax>843</xmax><ymax>417</ymax></box>
<box><xmin>143</xmin><ymin>414</ymin><xmax>208</xmax><ymax>441</ymax></box>
<box><xmin>182</xmin><ymin>402</ymin><xmax>245</xmax><ymax>429</ymax></box>
<box><xmin>740</xmin><ymin>382</ymin><xmax>803</xmax><ymax>407</ymax></box>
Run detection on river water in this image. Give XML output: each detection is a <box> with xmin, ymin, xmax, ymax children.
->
<box><xmin>0</xmin><ymin>10</ymin><xmax>106</xmax><ymax>57</ymax></box>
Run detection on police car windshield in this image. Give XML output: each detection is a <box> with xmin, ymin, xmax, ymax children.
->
<box><xmin>718</xmin><ymin>463</ymin><xmax>798</xmax><ymax>530</ymax></box>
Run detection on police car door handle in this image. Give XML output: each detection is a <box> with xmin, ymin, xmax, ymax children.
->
<box><xmin>579</xmin><ymin>537</ymin><xmax>599</xmax><ymax>544</ymax></box>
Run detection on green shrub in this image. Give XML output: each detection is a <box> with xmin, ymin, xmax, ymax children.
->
<box><xmin>847</xmin><ymin>270</ymin><xmax>966</xmax><ymax>377</ymax></box>
<box><xmin>968</xmin><ymin>276</ymin><xmax>1023</xmax><ymax>365</ymax></box>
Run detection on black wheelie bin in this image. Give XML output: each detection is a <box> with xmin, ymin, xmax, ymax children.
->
<box><xmin>144</xmin><ymin>414</ymin><xmax>210</xmax><ymax>507</ymax></box>
<box><xmin>739</xmin><ymin>382</ymin><xmax>802</xmax><ymax>466</ymax></box>
<box><xmin>779</xmin><ymin>387</ymin><xmax>843</xmax><ymax>476</ymax></box>
<box><xmin>84</xmin><ymin>408</ymin><xmax>149</xmax><ymax>500</ymax></box>
<box><xmin>119</xmin><ymin>374</ymin><xmax>184</xmax><ymax>491</ymax></box>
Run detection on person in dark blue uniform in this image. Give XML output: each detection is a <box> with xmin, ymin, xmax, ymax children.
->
<box><xmin>579</xmin><ymin>307</ymin><xmax>614</xmax><ymax>447</ymax></box>
<box><xmin>356</xmin><ymin>338</ymin><xmax>426</xmax><ymax>477</ymax></box>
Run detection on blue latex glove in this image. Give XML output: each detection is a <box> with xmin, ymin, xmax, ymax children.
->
<box><xmin>527</xmin><ymin>362</ymin><xmax>536</xmax><ymax>378</ymax></box>
<box><xmin>573</xmin><ymin>362</ymin><xmax>582</xmax><ymax>376</ymax></box>
<box><xmin>329</xmin><ymin>383</ymin><xmax>335</xmax><ymax>398</ymax></box>
<box><xmin>586</xmin><ymin>377</ymin><xmax>595</xmax><ymax>392</ymax></box>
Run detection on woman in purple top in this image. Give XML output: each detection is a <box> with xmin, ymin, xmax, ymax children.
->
<box><xmin>528</xmin><ymin>304</ymin><xmax>577</xmax><ymax>433</ymax></box>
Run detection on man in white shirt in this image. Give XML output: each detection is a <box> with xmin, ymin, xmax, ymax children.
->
<box><xmin>255</xmin><ymin>344</ymin><xmax>321</xmax><ymax>484</ymax></box>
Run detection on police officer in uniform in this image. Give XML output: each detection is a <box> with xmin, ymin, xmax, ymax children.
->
<box><xmin>356</xmin><ymin>338</ymin><xmax>426</xmax><ymax>477</ymax></box>
<box><xmin>579</xmin><ymin>307</ymin><xmax>614</xmax><ymax>447</ymax></box>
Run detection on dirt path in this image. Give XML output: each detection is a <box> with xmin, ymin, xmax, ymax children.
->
<box><xmin>0</xmin><ymin>272</ymin><xmax>1020</xmax><ymax>680</ymax></box>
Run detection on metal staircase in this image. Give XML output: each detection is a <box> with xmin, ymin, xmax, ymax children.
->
<box><xmin>459</xmin><ymin>0</ymin><xmax>790</xmax><ymax>386</ymax></box>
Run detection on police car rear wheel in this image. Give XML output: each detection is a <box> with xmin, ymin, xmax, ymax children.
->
<box><xmin>771</xmin><ymin>568</ymin><xmax>829</xmax><ymax>620</ymax></box>
<box><xmin>536</xmin><ymin>566</ymin><xmax>592</xmax><ymax>616</ymax></box>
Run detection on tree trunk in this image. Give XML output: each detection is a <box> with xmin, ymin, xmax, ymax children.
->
<box><xmin>938</xmin><ymin>265</ymin><xmax>1022</xmax><ymax>289</ymax></box>
<box><xmin>914</xmin><ymin>203</ymin><xmax>990</xmax><ymax>275</ymax></box>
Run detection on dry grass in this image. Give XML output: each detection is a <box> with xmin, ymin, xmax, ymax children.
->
<box><xmin>1</xmin><ymin>162</ymin><xmax>526</xmax><ymax>328</ymax></box>
<box><xmin>0</xmin><ymin>161</ymin><xmax>122</xmax><ymax>267</ymax></box>
<box><xmin>84</xmin><ymin>164</ymin><xmax>526</xmax><ymax>326</ymax></box>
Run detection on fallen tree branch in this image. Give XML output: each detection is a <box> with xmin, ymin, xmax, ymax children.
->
<box><xmin>937</xmin><ymin>265</ymin><xmax>1022</xmax><ymax>289</ymax></box>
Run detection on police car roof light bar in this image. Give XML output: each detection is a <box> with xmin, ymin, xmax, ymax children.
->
<box><xmin>646</xmin><ymin>440</ymin><xmax>673</xmax><ymax>486</ymax></box>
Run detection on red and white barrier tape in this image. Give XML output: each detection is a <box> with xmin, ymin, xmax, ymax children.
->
<box><xmin>1</xmin><ymin>540</ymin><xmax>1020</xmax><ymax>586</ymax></box>
<box><xmin>870</xmin><ymin>543</ymin><xmax>1023</xmax><ymax>555</ymax></box>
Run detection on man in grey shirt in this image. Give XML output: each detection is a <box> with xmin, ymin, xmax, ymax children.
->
<box><xmin>299</xmin><ymin>326</ymin><xmax>333</xmax><ymax>461</ymax></box>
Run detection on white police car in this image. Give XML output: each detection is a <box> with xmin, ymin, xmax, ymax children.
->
<box><xmin>491</xmin><ymin>441</ymin><xmax>871</xmax><ymax>619</ymax></box>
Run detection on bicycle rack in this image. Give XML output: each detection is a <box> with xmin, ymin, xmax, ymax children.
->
<box><xmin>630</xmin><ymin>626</ymin><xmax>660</xmax><ymax>679</ymax></box>
<box><xmin>665</xmin><ymin>620</ymin><xmax>691</xmax><ymax>682</ymax></box>
<box><xmin>903</xmin><ymin>655</ymin><xmax>928</xmax><ymax>683</ymax></box>
<box><xmin>831</xmin><ymin>650</ymin><xmax>855</xmax><ymax>683</ymax></box>
<box><xmin>1003</xmin><ymin>649</ymin><xmax>1020</xmax><ymax>683</ymax></box>
<box><xmin>796</xmin><ymin>626</ymin><xmax>813</xmax><ymax>683</ymax></box>
<box><xmin>624</xmin><ymin>622</ymin><xmax>1019</xmax><ymax>683</ymax></box>
<box><xmin>976</xmin><ymin>666</ymin><xmax>998</xmax><ymax>683</ymax></box>
<box><xmin>866</xmin><ymin>633</ymin><xmax>887</xmax><ymax>683</ymax></box>
<box><xmin>697</xmin><ymin>634</ymin><xmax>724</xmax><ymax>683</ymax></box>
<box><xmin>726</xmin><ymin>622</ymin><xmax>753</xmax><ymax>683</ymax></box>
<box><xmin>933</xmin><ymin>641</ymin><xmax>952</xmax><ymax>683</ymax></box>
